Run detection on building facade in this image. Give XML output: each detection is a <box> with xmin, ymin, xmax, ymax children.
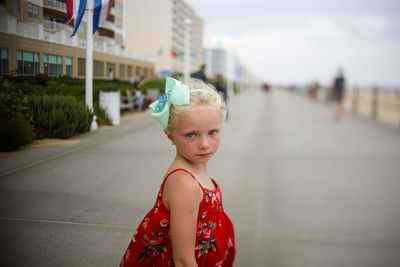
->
<box><xmin>204</xmin><ymin>46</ymin><xmax>253</xmax><ymax>90</ymax></box>
<box><xmin>0</xmin><ymin>0</ymin><xmax>154</xmax><ymax>80</ymax></box>
<box><xmin>124</xmin><ymin>0</ymin><xmax>204</xmax><ymax>77</ymax></box>
<box><xmin>204</xmin><ymin>47</ymin><xmax>226</xmax><ymax>79</ymax></box>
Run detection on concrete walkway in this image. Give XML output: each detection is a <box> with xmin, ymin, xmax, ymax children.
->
<box><xmin>0</xmin><ymin>88</ymin><xmax>399</xmax><ymax>267</ymax></box>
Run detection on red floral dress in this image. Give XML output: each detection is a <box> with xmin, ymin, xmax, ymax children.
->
<box><xmin>120</xmin><ymin>169</ymin><xmax>235</xmax><ymax>267</ymax></box>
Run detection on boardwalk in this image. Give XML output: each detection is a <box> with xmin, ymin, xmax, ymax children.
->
<box><xmin>1</xmin><ymin>88</ymin><xmax>399</xmax><ymax>267</ymax></box>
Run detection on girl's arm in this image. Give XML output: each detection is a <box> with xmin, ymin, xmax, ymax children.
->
<box><xmin>163</xmin><ymin>171</ymin><xmax>203</xmax><ymax>267</ymax></box>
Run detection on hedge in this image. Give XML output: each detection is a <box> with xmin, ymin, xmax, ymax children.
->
<box><xmin>30</xmin><ymin>95</ymin><xmax>93</xmax><ymax>139</ymax></box>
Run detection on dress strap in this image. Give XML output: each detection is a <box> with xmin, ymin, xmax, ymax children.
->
<box><xmin>162</xmin><ymin>168</ymin><xmax>205</xmax><ymax>191</ymax></box>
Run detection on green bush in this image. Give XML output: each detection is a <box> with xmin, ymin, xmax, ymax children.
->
<box><xmin>233</xmin><ymin>82</ymin><xmax>241</xmax><ymax>94</ymax></box>
<box><xmin>0</xmin><ymin>77</ymin><xmax>34</xmax><ymax>124</ymax></box>
<box><xmin>30</xmin><ymin>95</ymin><xmax>93</xmax><ymax>139</ymax></box>
<box><xmin>0</xmin><ymin>111</ymin><xmax>33</xmax><ymax>151</ymax></box>
<box><xmin>94</xmin><ymin>104</ymin><xmax>112</xmax><ymax>125</ymax></box>
<box><xmin>141</xmin><ymin>77</ymin><xmax>166</xmax><ymax>94</ymax></box>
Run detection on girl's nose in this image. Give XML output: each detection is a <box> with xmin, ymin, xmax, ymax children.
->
<box><xmin>198</xmin><ymin>136</ymin><xmax>209</xmax><ymax>149</ymax></box>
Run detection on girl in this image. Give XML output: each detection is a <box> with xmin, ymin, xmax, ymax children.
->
<box><xmin>120</xmin><ymin>77</ymin><xmax>235</xmax><ymax>267</ymax></box>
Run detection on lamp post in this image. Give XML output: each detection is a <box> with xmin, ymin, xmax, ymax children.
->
<box><xmin>184</xmin><ymin>18</ymin><xmax>191</xmax><ymax>83</ymax></box>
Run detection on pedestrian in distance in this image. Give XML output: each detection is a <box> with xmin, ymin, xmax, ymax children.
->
<box><xmin>332</xmin><ymin>67</ymin><xmax>346</xmax><ymax>121</ymax></box>
<box><xmin>120</xmin><ymin>77</ymin><xmax>236</xmax><ymax>267</ymax></box>
<box><xmin>109</xmin><ymin>68</ymin><xmax>114</xmax><ymax>80</ymax></box>
<box><xmin>215</xmin><ymin>74</ymin><xmax>229</xmax><ymax>120</ymax></box>
<box><xmin>191</xmin><ymin>64</ymin><xmax>207</xmax><ymax>82</ymax></box>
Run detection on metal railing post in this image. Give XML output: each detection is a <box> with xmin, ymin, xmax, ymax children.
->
<box><xmin>352</xmin><ymin>86</ymin><xmax>359</xmax><ymax>114</ymax></box>
<box><xmin>371</xmin><ymin>86</ymin><xmax>379</xmax><ymax>120</ymax></box>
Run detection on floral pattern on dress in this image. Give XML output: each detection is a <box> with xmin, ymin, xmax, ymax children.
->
<box><xmin>196</xmin><ymin>220</ymin><xmax>217</xmax><ymax>257</ymax></box>
<box><xmin>204</xmin><ymin>190</ymin><xmax>221</xmax><ymax>210</ymax></box>
<box><xmin>139</xmin><ymin>230</ymin><xmax>170</xmax><ymax>262</ymax></box>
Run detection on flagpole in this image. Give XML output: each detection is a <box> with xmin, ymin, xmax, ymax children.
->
<box><xmin>86</xmin><ymin>0</ymin><xmax>97</xmax><ymax>130</ymax></box>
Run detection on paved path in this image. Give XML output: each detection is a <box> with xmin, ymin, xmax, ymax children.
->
<box><xmin>0</xmin><ymin>88</ymin><xmax>399</xmax><ymax>267</ymax></box>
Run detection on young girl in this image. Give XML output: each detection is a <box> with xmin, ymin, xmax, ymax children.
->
<box><xmin>120</xmin><ymin>77</ymin><xmax>235</xmax><ymax>267</ymax></box>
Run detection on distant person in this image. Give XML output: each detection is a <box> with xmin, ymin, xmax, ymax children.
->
<box><xmin>108</xmin><ymin>68</ymin><xmax>113</xmax><ymax>80</ymax></box>
<box><xmin>215</xmin><ymin>74</ymin><xmax>227</xmax><ymax>102</ymax></box>
<box><xmin>132</xmin><ymin>87</ymin><xmax>144</xmax><ymax>111</ymax></box>
<box><xmin>136</xmin><ymin>75</ymin><xmax>145</xmax><ymax>90</ymax></box>
<box><xmin>332</xmin><ymin>67</ymin><xmax>346</xmax><ymax>120</ymax></box>
<box><xmin>215</xmin><ymin>74</ymin><xmax>229</xmax><ymax>119</ymax></box>
<box><xmin>129</xmin><ymin>75</ymin><xmax>135</xmax><ymax>85</ymax></box>
<box><xmin>308</xmin><ymin>81</ymin><xmax>320</xmax><ymax>100</ymax></box>
<box><xmin>191</xmin><ymin>64</ymin><xmax>207</xmax><ymax>82</ymax></box>
<box><xmin>119</xmin><ymin>77</ymin><xmax>235</xmax><ymax>266</ymax></box>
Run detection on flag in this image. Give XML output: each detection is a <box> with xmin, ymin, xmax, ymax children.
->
<box><xmin>93</xmin><ymin>0</ymin><xmax>113</xmax><ymax>34</ymax></box>
<box><xmin>67</xmin><ymin>0</ymin><xmax>113</xmax><ymax>37</ymax></box>
<box><xmin>170</xmin><ymin>49</ymin><xmax>177</xmax><ymax>57</ymax></box>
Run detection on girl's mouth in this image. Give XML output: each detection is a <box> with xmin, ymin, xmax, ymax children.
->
<box><xmin>197</xmin><ymin>153</ymin><xmax>210</xmax><ymax>157</ymax></box>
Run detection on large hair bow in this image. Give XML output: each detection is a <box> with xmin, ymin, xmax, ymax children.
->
<box><xmin>149</xmin><ymin>77</ymin><xmax>190</xmax><ymax>129</ymax></box>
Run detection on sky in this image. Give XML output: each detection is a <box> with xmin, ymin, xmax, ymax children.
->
<box><xmin>186</xmin><ymin>0</ymin><xmax>400</xmax><ymax>87</ymax></box>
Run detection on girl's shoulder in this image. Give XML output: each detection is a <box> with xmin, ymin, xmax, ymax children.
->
<box><xmin>162</xmin><ymin>168</ymin><xmax>203</xmax><ymax>210</ymax></box>
<box><xmin>164</xmin><ymin>168</ymin><xmax>199</xmax><ymax>195</ymax></box>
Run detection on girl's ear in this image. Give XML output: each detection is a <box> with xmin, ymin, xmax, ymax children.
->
<box><xmin>164</xmin><ymin>130</ymin><xmax>174</xmax><ymax>143</ymax></box>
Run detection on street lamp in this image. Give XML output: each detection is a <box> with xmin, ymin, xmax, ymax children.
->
<box><xmin>184</xmin><ymin>18</ymin><xmax>192</xmax><ymax>83</ymax></box>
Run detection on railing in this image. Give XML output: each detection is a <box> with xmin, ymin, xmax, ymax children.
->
<box><xmin>344</xmin><ymin>87</ymin><xmax>400</xmax><ymax>126</ymax></box>
<box><xmin>96</xmin><ymin>35</ymin><xmax>115</xmax><ymax>45</ymax></box>
<box><xmin>100</xmin><ymin>20</ymin><xmax>115</xmax><ymax>31</ymax></box>
<box><xmin>43</xmin><ymin>0</ymin><xmax>66</xmax><ymax>12</ymax></box>
<box><xmin>43</xmin><ymin>19</ymin><xmax>73</xmax><ymax>33</ymax></box>
<box><xmin>303</xmin><ymin>85</ymin><xmax>400</xmax><ymax>126</ymax></box>
<box><xmin>17</xmin><ymin>22</ymin><xmax>40</xmax><ymax>38</ymax></box>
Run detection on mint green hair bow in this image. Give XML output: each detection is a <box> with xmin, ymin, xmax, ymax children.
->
<box><xmin>149</xmin><ymin>77</ymin><xmax>190</xmax><ymax>129</ymax></box>
<box><xmin>149</xmin><ymin>77</ymin><xmax>220</xmax><ymax>129</ymax></box>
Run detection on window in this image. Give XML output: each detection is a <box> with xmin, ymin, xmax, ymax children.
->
<box><xmin>14</xmin><ymin>0</ymin><xmax>20</xmax><ymax>14</ymax></box>
<box><xmin>44</xmin><ymin>54</ymin><xmax>63</xmax><ymax>76</ymax></box>
<box><xmin>143</xmin><ymin>68</ymin><xmax>148</xmax><ymax>78</ymax></box>
<box><xmin>27</xmin><ymin>3</ymin><xmax>39</xmax><ymax>19</ymax></box>
<box><xmin>17</xmin><ymin>50</ymin><xmax>40</xmax><ymax>75</ymax></box>
<box><xmin>116</xmin><ymin>18</ymin><xmax>122</xmax><ymax>28</ymax></box>
<box><xmin>127</xmin><ymin>65</ymin><xmax>133</xmax><ymax>77</ymax></box>
<box><xmin>115</xmin><ymin>33</ymin><xmax>122</xmax><ymax>45</ymax></box>
<box><xmin>1</xmin><ymin>48</ymin><xmax>8</xmax><ymax>75</ymax></box>
<box><xmin>66</xmin><ymin>57</ymin><xmax>73</xmax><ymax>76</ymax></box>
<box><xmin>78</xmin><ymin>58</ymin><xmax>85</xmax><ymax>76</ymax></box>
<box><xmin>119</xmin><ymin>64</ymin><xmax>125</xmax><ymax>78</ymax></box>
<box><xmin>93</xmin><ymin>60</ymin><xmax>104</xmax><ymax>77</ymax></box>
<box><xmin>136</xmin><ymin>66</ymin><xmax>141</xmax><ymax>79</ymax></box>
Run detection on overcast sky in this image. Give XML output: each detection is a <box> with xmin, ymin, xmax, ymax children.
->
<box><xmin>187</xmin><ymin>0</ymin><xmax>400</xmax><ymax>87</ymax></box>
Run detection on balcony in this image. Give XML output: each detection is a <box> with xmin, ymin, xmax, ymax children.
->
<box><xmin>0</xmin><ymin>13</ymin><xmax>154</xmax><ymax>63</ymax></box>
<box><xmin>96</xmin><ymin>35</ymin><xmax>115</xmax><ymax>45</ymax></box>
<box><xmin>99</xmin><ymin>20</ymin><xmax>115</xmax><ymax>32</ymax></box>
<box><xmin>43</xmin><ymin>0</ymin><xmax>67</xmax><ymax>13</ymax></box>
<box><xmin>43</xmin><ymin>19</ymin><xmax>73</xmax><ymax>34</ymax></box>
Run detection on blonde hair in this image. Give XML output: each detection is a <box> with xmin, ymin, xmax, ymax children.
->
<box><xmin>166</xmin><ymin>78</ymin><xmax>226</xmax><ymax>131</ymax></box>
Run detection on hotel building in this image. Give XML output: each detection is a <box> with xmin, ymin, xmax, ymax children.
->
<box><xmin>124</xmin><ymin>0</ymin><xmax>204</xmax><ymax>77</ymax></box>
<box><xmin>0</xmin><ymin>0</ymin><xmax>154</xmax><ymax>80</ymax></box>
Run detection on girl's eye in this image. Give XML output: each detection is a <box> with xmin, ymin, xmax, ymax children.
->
<box><xmin>209</xmin><ymin>130</ymin><xmax>218</xmax><ymax>136</ymax></box>
<box><xmin>186</xmin><ymin>133</ymin><xmax>195</xmax><ymax>138</ymax></box>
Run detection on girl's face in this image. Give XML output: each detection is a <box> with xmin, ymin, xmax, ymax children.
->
<box><xmin>166</xmin><ymin>105</ymin><xmax>222</xmax><ymax>165</ymax></box>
